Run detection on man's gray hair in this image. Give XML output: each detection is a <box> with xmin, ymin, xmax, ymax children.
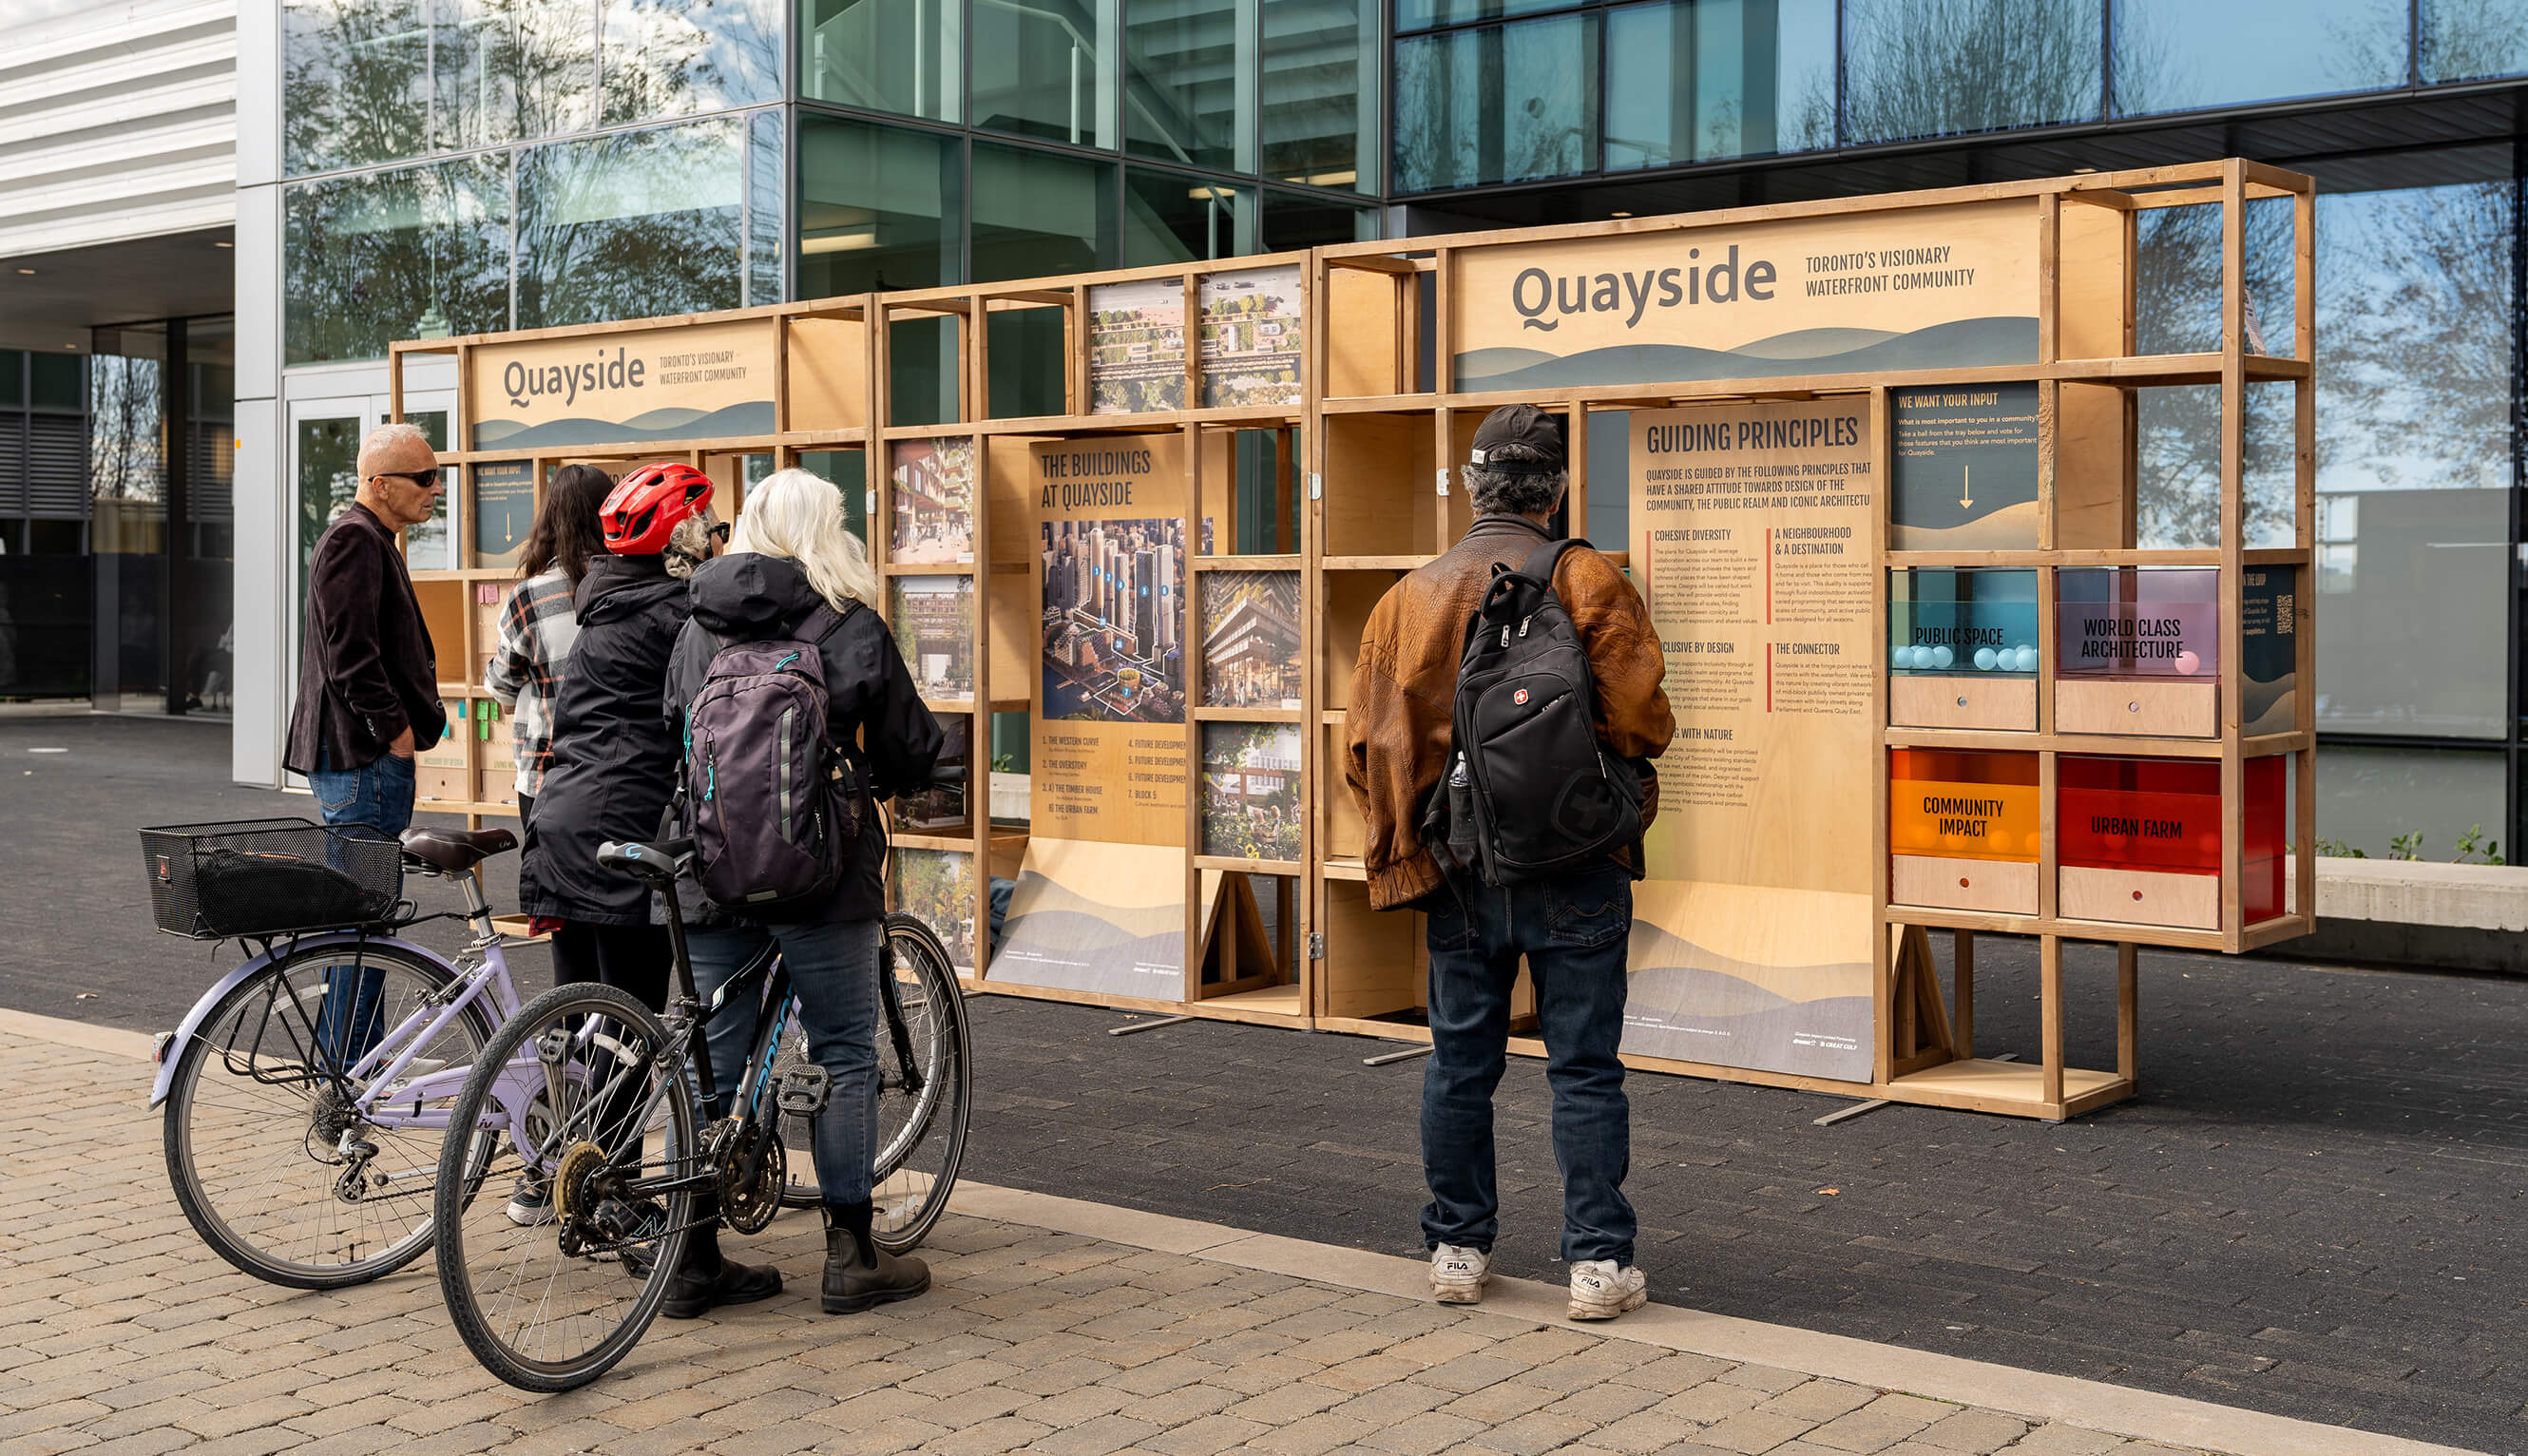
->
<box><xmin>1464</xmin><ymin>442</ymin><xmax>1566</xmax><ymax>517</ymax></box>
<box><xmin>359</xmin><ymin>421</ymin><xmax>432</xmax><ymax>458</ymax></box>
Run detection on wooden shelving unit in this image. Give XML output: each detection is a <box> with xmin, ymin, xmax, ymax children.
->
<box><xmin>384</xmin><ymin>159</ymin><xmax>2312</xmax><ymax>1121</ymax></box>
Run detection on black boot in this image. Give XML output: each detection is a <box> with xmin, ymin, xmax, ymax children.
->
<box><xmin>822</xmin><ymin>1200</ymin><xmax>929</xmax><ymax>1314</ymax></box>
<box><xmin>661</xmin><ymin>1195</ymin><xmax>783</xmax><ymax>1319</ymax></box>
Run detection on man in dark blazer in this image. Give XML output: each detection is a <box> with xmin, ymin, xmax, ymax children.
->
<box><xmin>284</xmin><ymin>420</ymin><xmax>449</xmax><ymax>1057</ymax></box>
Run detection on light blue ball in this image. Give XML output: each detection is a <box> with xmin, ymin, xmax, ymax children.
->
<box><xmin>1973</xmin><ymin>647</ymin><xmax>1999</xmax><ymax>671</ymax></box>
<box><xmin>1930</xmin><ymin>644</ymin><xmax>1954</xmax><ymax>669</ymax></box>
<box><xmin>2014</xmin><ymin>645</ymin><xmax>2038</xmax><ymax>672</ymax></box>
<box><xmin>1894</xmin><ymin>645</ymin><xmax>1918</xmax><ymax>668</ymax></box>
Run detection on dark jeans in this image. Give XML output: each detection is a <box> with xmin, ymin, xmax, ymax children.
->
<box><xmin>687</xmin><ymin>918</ymin><xmax>883</xmax><ymax>1206</ymax></box>
<box><xmin>1419</xmin><ymin>859</ymin><xmax>1637</xmax><ymax>1266</ymax></box>
<box><xmin>310</xmin><ymin>742</ymin><xmax>413</xmax><ymax>1067</ymax></box>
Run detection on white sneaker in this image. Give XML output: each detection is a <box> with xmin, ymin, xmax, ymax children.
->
<box><xmin>1567</xmin><ymin>1259</ymin><xmax>1647</xmax><ymax>1320</ymax></box>
<box><xmin>1429</xmin><ymin>1243</ymin><xmax>1490</xmax><ymax>1304</ymax></box>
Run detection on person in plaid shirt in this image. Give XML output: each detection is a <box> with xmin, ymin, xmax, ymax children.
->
<box><xmin>485</xmin><ymin>465</ymin><xmax>614</xmax><ymax>823</ymax></box>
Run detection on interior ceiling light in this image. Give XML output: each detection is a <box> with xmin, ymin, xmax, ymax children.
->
<box><xmin>214</xmin><ymin>240</ymin><xmax>233</xmax><ymax>249</ymax></box>
<box><xmin>1610</xmin><ymin>210</ymin><xmax>1634</xmax><ymax>219</ymax></box>
<box><xmin>14</xmin><ymin>267</ymin><xmax>31</xmax><ymax>275</ymax></box>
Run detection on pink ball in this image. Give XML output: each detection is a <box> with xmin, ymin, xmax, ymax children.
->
<box><xmin>2174</xmin><ymin>650</ymin><xmax>2201</xmax><ymax>676</ymax></box>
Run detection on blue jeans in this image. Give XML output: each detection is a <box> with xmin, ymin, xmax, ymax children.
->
<box><xmin>687</xmin><ymin>918</ymin><xmax>883</xmax><ymax>1206</ymax></box>
<box><xmin>310</xmin><ymin>743</ymin><xmax>414</xmax><ymax>1068</ymax></box>
<box><xmin>1420</xmin><ymin>859</ymin><xmax>1637</xmax><ymax>1266</ymax></box>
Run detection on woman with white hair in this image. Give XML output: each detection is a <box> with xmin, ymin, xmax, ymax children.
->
<box><xmin>661</xmin><ymin>467</ymin><xmax>945</xmax><ymax>1318</ymax></box>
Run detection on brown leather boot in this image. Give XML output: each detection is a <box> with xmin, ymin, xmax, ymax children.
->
<box><xmin>821</xmin><ymin>1200</ymin><xmax>929</xmax><ymax>1314</ymax></box>
<box><xmin>661</xmin><ymin>1195</ymin><xmax>782</xmax><ymax>1319</ymax></box>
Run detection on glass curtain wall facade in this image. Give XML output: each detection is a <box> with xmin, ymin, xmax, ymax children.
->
<box><xmin>1384</xmin><ymin>0</ymin><xmax>2528</xmax><ymax>859</ymax></box>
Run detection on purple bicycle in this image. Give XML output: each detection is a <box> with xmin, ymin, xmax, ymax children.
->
<box><xmin>143</xmin><ymin>818</ymin><xmax>529</xmax><ymax>1289</ymax></box>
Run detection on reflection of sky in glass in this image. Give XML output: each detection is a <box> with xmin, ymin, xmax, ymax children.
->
<box><xmin>1605</xmin><ymin>0</ymin><xmax>1837</xmax><ymax>168</ymax></box>
<box><xmin>2113</xmin><ymin>0</ymin><xmax>2405</xmax><ymax>115</ymax></box>
<box><xmin>2420</xmin><ymin>0</ymin><xmax>2528</xmax><ymax>82</ymax></box>
<box><xmin>601</xmin><ymin>0</ymin><xmax>783</xmax><ymax>125</ymax></box>
<box><xmin>1841</xmin><ymin>0</ymin><xmax>2101</xmax><ymax>144</ymax></box>
<box><xmin>1392</xmin><ymin>13</ymin><xmax>1597</xmax><ymax>192</ymax></box>
<box><xmin>517</xmin><ymin>118</ymin><xmax>747</xmax><ymax>329</ymax></box>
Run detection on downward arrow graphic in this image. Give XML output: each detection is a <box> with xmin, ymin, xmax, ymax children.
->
<box><xmin>1958</xmin><ymin>464</ymin><xmax>1974</xmax><ymax>511</ymax></box>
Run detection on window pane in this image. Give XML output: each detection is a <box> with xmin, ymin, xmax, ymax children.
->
<box><xmin>972</xmin><ymin>142</ymin><xmax>1116</xmax><ymax>282</ymax></box>
<box><xmin>601</xmin><ymin>0</ymin><xmax>783</xmax><ymax>125</ymax></box>
<box><xmin>802</xmin><ymin>0</ymin><xmax>961</xmax><ymax>121</ymax></box>
<box><xmin>1263</xmin><ymin>0</ymin><xmax>1379</xmax><ymax>190</ymax></box>
<box><xmin>0</xmin><ymin>351</ymin><xmax>21</xmax><ymax>406</ymax></box>
<box><xmin>284</xmin><ymin>0</ymin><xmax>431</xmax><ymax>174</ymax></box>
<box><xmin>1392</xmin><ymin>12</ymin><xmax>1598</xmax><ymax>193</ymax></box>
<box><xmin>1122</xmin><ymin>169</ymin><xmax>1254</xmax><ymax>265</ymax></box>
<box><xmin>1261</xmin><ymin>188</ymin><xmax>1376</xmax><ymax>250</ymax></box>
<box><xmin>748</xmin><ymin>108</ymin><xmax>786</xmax><ymax>305</ymax></box>
<box><xmin>1395</xmin><ymin>0</ymin><xmax>1567</xmax><ymax>32</ymax></box>
<box><xmin>972</xmin><ymin>0</ymin><xmax>1115</xmax><ymax>146</ymax></box>
<box><xmin>284</xmin><ymin>158</ymin><xmax>513</xmax><ymax>365</ymax></box>
<box><xmin>517</xmin><ymin>118</ymin><xmax>747</xmax><ymax>330</ymax></box>
<box><xmin>797</xmin><ymin>113</ymin><xmax>963</xmax><ymax>297</ymax></box>
<box><xmin>431</xmin><ymin>0</ymin><xmax>596</xmax><ymax>150</ymax></box>
<box><xmin>2312</xmin><ymin>179</ymin><xmax>2514</xmax><ymax>738</ymax></box>
<box><xmin>2315</xmin><ymin>745</ymin><xmax>2506</xmax><ymax>860</ymax></box>
<box><xmin>2113</xmin><ymin>0</ymin><xmax>2405</xmax><ymax>115</ymax></box>
<box><xmin>2422</xmin><ymin>0</ymin><xmax>2528</xmax><ymax>82</ymax></box>
<box><xmin>29</xmin><ymin>354</ymin><xmax>84</xmax><ymax>411</ymax></box>
<box><xmin>1604</xmin><ymin>0</ymin><xmax>1836</xmax><ymax>169</ymax></box>
<box><xmin>1125</xmin><ymin>0</ymin><xmax>1242</xmax><ymax>171</ymax></box>
<box><xmin>1842</xmin><ymin>0</ymin><xmax>2101</xmax><ymax>144</ymax></box>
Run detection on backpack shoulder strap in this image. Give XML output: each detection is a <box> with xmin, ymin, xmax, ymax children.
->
<box><xmin>799</xmin><ymin>599</ymin><xmax>860</xmax><ymax>644</ymax></box>
<box><xmin>1518</xmin><ymin>537</ymin><xmax>1594</xmax><ymax>589</ymax></box>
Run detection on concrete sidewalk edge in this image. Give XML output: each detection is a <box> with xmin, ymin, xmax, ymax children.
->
<box><xmin>11</xmin><ymin>1005</ymin><xmax>2480</xmax><ymax>1456</ymax></box>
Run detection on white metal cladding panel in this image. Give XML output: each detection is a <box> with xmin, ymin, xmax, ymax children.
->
<box><xmin>0</xmin><ymin>0</ymin><xmax>238</xmax><ymax>259</ymax></box>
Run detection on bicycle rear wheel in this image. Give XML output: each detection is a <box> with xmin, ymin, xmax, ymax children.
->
<box><xmin>433</xmin><ymin>980</ymin><xmax>695</xmax><ymax>1393</ymax></box>
<box><xmin>776</xmin><ymin>914</ymin><xmax>971</xmax><ymax>1253</ymax></box>
<box><xmin>163</xmin><ymin>943</ymin><xmax>494</xmax><ymax>1289</ymax></box>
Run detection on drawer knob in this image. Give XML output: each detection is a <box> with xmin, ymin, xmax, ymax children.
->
<box><xmin>2132</xmin><ymin>890</ymin><xmax>2144</xmax><ymax>901</ymax></box>
<box><xmin>1958</xmin><ymin>876</ymin><xmax>1970</xmax><ymax>888</ymax></box>
<box><xmin>2127</xmin><ymin>700</ymin><xmax>2140</xmax><ymax>712</ymax></box>
<box><xmin>1956</xmin><ymin>695</ymin><xmax>1969</xmax><ymax>707</ymax></box>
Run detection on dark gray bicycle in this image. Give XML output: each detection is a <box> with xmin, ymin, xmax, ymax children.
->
<box><xmin>430</xmin><ymin>836</ymin><xmax>970</xmax><ymax>1392</ymax></box>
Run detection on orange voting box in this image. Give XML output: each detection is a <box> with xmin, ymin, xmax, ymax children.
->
<box><xmin>1889</xmin><ymin>750</ymin><xmax>2040</xmax><ymax>916</ymax></box>
<box><xmin>2057</xmin><ymin>755</ymin><xmax>2285</xmax><ymax>930</ymax></box>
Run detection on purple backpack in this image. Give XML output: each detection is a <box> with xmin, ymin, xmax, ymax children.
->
<box><xmin>681</xmin><ymin>603</ymin><xmax>865</xmax><ymax>911</ymax></box>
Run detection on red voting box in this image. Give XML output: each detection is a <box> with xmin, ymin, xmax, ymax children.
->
<box><xmin>2057</xmin><ymin>755</ymin><xmax>2284</xmax><ymax>929</ymax></box>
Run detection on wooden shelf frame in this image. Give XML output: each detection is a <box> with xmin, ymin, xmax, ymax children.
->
<box><xmin>382</xmin><ymin>158</ymin><xmax>2314</xmax><ymax>1120</ymax></box>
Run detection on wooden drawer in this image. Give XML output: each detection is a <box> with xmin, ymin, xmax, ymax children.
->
<box><xmin>2058</xmin><ymin>865</ymin><xmax>2219</xmax><ymax>930</ymax></box>
<box><xmin>2056</xmin><ymin>678</ymin><xmax>2216</xmax><ymax>738</ymax></box>
<box><xmin>1891</xmin><ymin>675</ymin><xmax>2036</xmax><ymax>732</ymax></box>
<box><xmin>1890</xmin><ymin>854</ymin><xmax>2038</xmax><ymax>916</ymax></box>
<box><xmin>416</xmin><ymin>763</ymin><xmax>471</xmax><ymax>805</ymax></box>
<box><xmin>474</xmin><ymin>768</ymin><xmax>521</xmax><ymax>811</ymax></box>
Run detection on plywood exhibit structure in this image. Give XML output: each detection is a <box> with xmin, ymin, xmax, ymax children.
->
<box><xmin>389</xmin><ymin>158</ymin><xmax>2315</xmax><ymax>1120</ymax></box>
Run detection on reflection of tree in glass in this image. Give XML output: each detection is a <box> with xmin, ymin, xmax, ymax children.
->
<box><xmin>1841</xmin><ymin>0</ymin><xmax>2099</xmax><ymax>144</ymax></box>
<box><xmin>432</xmin><ymin>0</ymin><xmax>598</xmax><ymax>149</ymax></box>
<box><xmin>2417</xmin><ymin>3</ymin><xmax>2528</xmax><ymax>84</ymax></box>
<box><xmin>892</xmin><ymin>849</ymin><xmax>976</xmax><ymax>967</ymax></box>
<box><xmin>600</xmin><ymin>0</ymin><xmax>782</xmax><ymax>125</ymax></box>
<box><xmin>283</xmin><ymin>0</ymin><xmax>431</xmax><ymax>174</ymax></box>
<box><xmin>515</xmin><ymin>122</ymin><xmax>745</xmax><ymax>330</ymax></box>
<box><xmin>284</xmin><ymin>161</ymin><xmax>514</xmax><ymax>364</ymax></box>
<box><xmin>88</xmin><ymin>358</ymin><xmax>165</xmax><ymax>505</ymax></box>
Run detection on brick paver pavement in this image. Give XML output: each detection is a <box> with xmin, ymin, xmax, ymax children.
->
<box><xmin>0</xmin><ymin>1022</ymin><xmax>2464</xmax><ymax>1456</ymax></box>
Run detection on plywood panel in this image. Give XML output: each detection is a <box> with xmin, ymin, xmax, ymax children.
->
<box><xmin>2053</xmin><ymin>381</ymin><xmax>2130</xmax><ymax>550</ymax></box>
<box><xmin>1889</xmin><ymin>675</ymin><xmax>2036</xmax><ymax>732</ymax></box>
<box><xmin>1327</xmin><ymin>267</ymin><xmax>1407</xmax><ymax>399</ymax></box>
<box><xmin>1891</xmin><ymin>854</ymin><xmax>2038</xmax><ymax>916</ymax></box>
<box><xmin>788</xmin><ymin>316</ymin><xmax>868</xmax><ymax>432</ymax></box>
<box><xmin>2059</xmin><ymin>865</ymin><xmax>2220</xmax><ymax>929</ymax></box>
<box><xmin>1321</xmin><ymin>878</ymin><xmax>1421</xmax><ymax>1020</ymax></box>
<box><xmin>1322</xmin><ymin>569</ymin><xmax>1402</xmax><ymax>713</ymax></box>
<box><xmin>2055</xmin><ymin>678</ymin><xmax>2217</xmax><ymax>738</ymax></box>
<box><xmin>1324</xmin><ymin>413</ymin><xmax>1435</xmax><ymax>557</ymax></box>
<box><xmin>2058</xmin><ymin>201</ymin><xmax>2128</xmax><ymax>360</ymax></box>
<box><xmin>986</xmin><ymin>435</ymin><xmax>1036</xmax><ymax>567</ymax></box>
<box><xmin>1319</xmin><ymin>721</ymin><xmax>1366</xmax><ymax>860</ymax></box>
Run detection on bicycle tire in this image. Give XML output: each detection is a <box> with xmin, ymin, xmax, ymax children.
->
<box><xmin>774</xmin><ymin>914</ymin><xmax>973</xmax><ymax>1255</ymax></box>
<box><xmin>433</xmin><ymin>980</ymin><xmax>695</xmax><ymax>1393</ymax></box>
<box><xmin>163</xmin><ymin>942</ymin><xmax>497</xmax><ymax>1290</ymax></box>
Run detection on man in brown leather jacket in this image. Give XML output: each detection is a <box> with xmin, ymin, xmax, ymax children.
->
<box><xmin>1344</xmin><ymin>403</ymin><xmax>1675</xmax><ymax>1321</ymax></box>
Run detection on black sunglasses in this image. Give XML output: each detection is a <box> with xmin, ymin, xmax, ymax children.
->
<box><xmin>371</xmin><ymin>469</ymin><xmax>442</xmax><ymax>489</ymax></box>
<box><xmin>708</xmin><ymin>522</ymin><xmax>732</xmax><ymax>542</ymax></box>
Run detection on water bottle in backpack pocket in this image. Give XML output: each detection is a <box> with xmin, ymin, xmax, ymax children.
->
<box><xmin>680</xmin><ymin>604</ymin><xmax>867</xmax><ymax>912</ymax></box>
<box><xmin>1440</xmin><ymin>539</ymin><xmax>1643</xmax><ymax>886</ymax></box>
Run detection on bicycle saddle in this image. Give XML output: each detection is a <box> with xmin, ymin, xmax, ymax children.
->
<box><xmin>596</xmin><ymin>837</ymin><xmax>694</xmax><ymax>884</ymax></box>
<box><xmin>400</xmin><ymin>826</ymin><xmax>518</xmax><ymax>875</ymax></box>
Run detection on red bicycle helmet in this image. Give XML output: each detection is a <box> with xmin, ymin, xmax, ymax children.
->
<box><xmin>601</xmin><ymin>462</ymin><xmax>715</xmax><ymax>555</ymax></box>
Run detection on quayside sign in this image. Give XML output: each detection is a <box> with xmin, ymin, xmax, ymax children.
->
<box><xmin>466</xmin><ymin>317</ymin><xmax>775</xmax><ymax>451</ymax></box>
<box><xmin>1452</xmin><ymin>199</ymin><xmax>2038</xmax><ymax>392</ymax></box>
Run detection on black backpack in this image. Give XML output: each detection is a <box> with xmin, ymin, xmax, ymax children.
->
<box><xmin>1427</xmin><ymin>538</ymin><xmax>1644</xmax><ymax>887</ymax></box>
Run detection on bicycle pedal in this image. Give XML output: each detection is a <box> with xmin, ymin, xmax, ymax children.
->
<box><xmin>776</xmin><ymin>1063</ymin><xmax>831</xmax><ymax>1117</ymax></box>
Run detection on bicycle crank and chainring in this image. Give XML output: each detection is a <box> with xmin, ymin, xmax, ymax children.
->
<box><xmin>706</xmin><ymin>1118</ymin><xmax>786</xmax><ymax>1236</ymax></box>
<box><xmin>550</xmin><ymin>1140</ymin><xmax>609</xmax><ymax>1225</ymax></box>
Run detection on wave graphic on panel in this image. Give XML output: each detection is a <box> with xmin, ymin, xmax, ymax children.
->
<box><xmin>1620</xmin><ymin>883</ymin><xmax>1874</xmax><ymax>1083</ymax></box>
<box><xmin>1454</xmin><ymin>316</ymin><xmax>2037</xmax><ymax>392</ymax></box>
<box><xmin>472</xmin><ymin>401</ymin><xmax>776</xmax><ymax>450</ymax></box>
<box><xmin>992</xmin><ymin>841</ymin><xmax>1188</xmax><ymax>1001</ymax></box>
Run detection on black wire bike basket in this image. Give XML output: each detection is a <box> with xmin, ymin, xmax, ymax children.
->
<box><xmin>139</xmin><ymin>818</ymin><xmax>404</xmax><ymax>940</ymax></box>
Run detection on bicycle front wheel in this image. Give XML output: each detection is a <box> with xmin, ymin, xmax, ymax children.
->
<box><xmin>776</xmin><ymin>914</ymin><xmax>972</xmax><ymax>1255</ymax></box>
<box><xmin>433</xmin><ymin>981</ymin><xmax>695</xmax><ymax>1393</ymax></box>
<box><xmin>163</xmin><ymin>942</ymin><xmax>494</xmax><ymax>1289</ymax></box>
